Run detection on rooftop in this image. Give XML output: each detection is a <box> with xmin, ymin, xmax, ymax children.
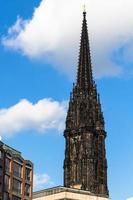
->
<box><xmin>33</xmin><ymin>186</ymin><xmax>109</xmax><ymax>199</ymax></box>
<box><xmin>0</xmin><ymin>141</ymin><xmax>21</xmax><ymax>156</ymax></box>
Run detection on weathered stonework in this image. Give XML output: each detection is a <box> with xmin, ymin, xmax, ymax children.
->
<box><xmin>63</xmin><ymin>11</ymin><xmax>109</xmax><ymax>197</ymax></box>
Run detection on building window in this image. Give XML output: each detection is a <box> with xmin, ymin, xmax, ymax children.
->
<box><xmin>3</xmin><ymin>192</ymin><xmax>9</xmax><ymax>200</ymax></box>
<box><xmin>12</xmin><ymin>196</ymin><xmax>21</xmax><ymax>200</ymax></box>
<box><xmin>0</xmin><ymin>182</ymin><xmax>2</xmax><ymax>193</ymax></box>
<box><xmin>0</xmin><ymin>150</ymin><xmax>3</xmax><ymax>159</ymax></box>
<box><xmin>25</xmin><ymin>168</ymin><xmax>31</xmax><ymax>181</ymax></box>
<box><xmin>25</xmin><ymin>184</ymin><xmax>30</xmax><ymax>197</ymax></box>
<box><xmin>13</xmin><ymin>162</ymin><xmax>22</xmax><ymax>178</ymax></box>
<box><xmin>0</xmin><ymin>166</ymin><xmax>2</xmax><ymax>176</ymax></box>
<box><xmin>4</xmin><ymin>175</ymin><xmax>10</xmax><ymax>191</ymax></box>
<box><xmin>5</xmin><ymin>158</ymin><xmax>10</xmax><ymax>173</ymax></box>
<box><xmin>13</xmin><ymin>179</ymin><xmax>21</xmax><ymax>194</ymax></box>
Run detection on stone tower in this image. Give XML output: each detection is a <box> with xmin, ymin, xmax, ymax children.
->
<box><xmin>63</xmin><ymin>11</ymin><xmax>109</xmax><ymax>197</ymax></box>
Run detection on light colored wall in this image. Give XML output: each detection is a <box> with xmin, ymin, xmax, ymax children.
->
<box><xmin>33</xmin><ymin>191</ymin><xmax>110</xmax><ymax>200</ymax></box>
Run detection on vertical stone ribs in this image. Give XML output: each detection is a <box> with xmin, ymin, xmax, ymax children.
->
<box><xmin>63</xmin><ymin>11</ymin><xmax>109</xmax><ymax>197</ymax></box>
<box><xmin>77</xmin><ymin>11</ymin><xmax>93</xmax><ymax>92</ymax></box>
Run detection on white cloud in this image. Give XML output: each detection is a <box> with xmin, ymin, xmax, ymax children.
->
<box><xmin>127</xmin><ymin>198</ymin><xmax>133</xmax><ymax>200</ymax></box>
<box><xmin>33</xmin><ymin>173</ymin><xmax>53</xmax><ymax>191</ymax></box>
<box><xmin>0</xmin><ymin>98</ymin><xmax>67</xmax><ymax>137</ymax></box>
<box><xmin>2</xmin><ymin>0</ymin><xmax>133</xmax><ymax>78</ymax></box>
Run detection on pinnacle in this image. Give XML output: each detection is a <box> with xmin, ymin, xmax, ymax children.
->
<box><xmin>76</xmin><ymin>11</ymin><xmax>93</xmax><ymax>93</ymax></box>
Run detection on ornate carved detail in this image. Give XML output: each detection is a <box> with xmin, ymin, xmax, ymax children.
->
<box><xmin>63</xmin><ymin>11</ymin><xmax>109</xmax><ymax>197</ymax></box>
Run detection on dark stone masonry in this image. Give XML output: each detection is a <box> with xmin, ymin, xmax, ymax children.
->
<box><xmin>63</xmin><ymin>11</ymin><xmax>109</xmax><ymax>197</ymax></box>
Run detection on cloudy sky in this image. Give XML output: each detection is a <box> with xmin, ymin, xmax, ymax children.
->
<box><xmin>0</xmin><ymin>0</ymin><xmax>133</xmax><ymax>199</ymax></box>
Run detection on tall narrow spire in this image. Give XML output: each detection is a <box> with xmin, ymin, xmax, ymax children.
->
<box><xmin>64</xmin><ymin>10</ymin><xmax>109</xmax><ymax>198</ymax></box>
<box><xmin>77</xmin><ymin>11</ymin><xmax>93</xmax><ymax>92</ymax></box>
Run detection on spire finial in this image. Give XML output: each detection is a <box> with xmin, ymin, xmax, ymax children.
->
<box><xmin>83</xmin><ymin>4</ymin><xmax>86</xmax><ymax>19</ymax></box>
<box><xmin>83</xmin><ymin>4</ymin><xmax>86</xmax><ymax>13</ymax></box>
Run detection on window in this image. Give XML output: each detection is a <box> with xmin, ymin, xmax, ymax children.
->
<box><xmin>25</xmin><ymin>168</ymin><xmax>31</xmax><ymax>181</ymax></box>
<box><xmin>4</xmin><ymin>175</ymin><xmax>10</xmax><ymax>191</ymax></box>
<box><xmin>3</xmin><ymin>192</ymin><xmax>9</xmax><ymax>200</ymax></box>
<box><xmin>13</xmin><ymin>162</ymin><xmax>22</xmax><ymax>178</ymax></box>
<box><xmin>0</xmin><ymin>150</ymin><xmax>3</xmax><ymax>159</ymax></box>
<box><xmin>25</xmin><ymin>184</ymin><xmax>30</xmax><ymax>196</ymax></box>
<box><xmin>12</xmin><ymin>196</ymin><xmax>21</xmax><ymax>200</ymax></box>
<box><xmin>0</xmin><ymin>182</ymin><xmax>2</xmax><ymax>193</ymax></box>
<box><xmin>5</xmin><ymin>158</ymin><xmax>10</xmax><ymax>173</ymax></box>
<box><xmin>13</xmin><ymin>179</ymin><xmax>21</xmax><ymax>194</ymax></box>
<box><xmin>0</xmin><ymin>166</ymin><xmax>2</xmax><ymax>176</ymax></box>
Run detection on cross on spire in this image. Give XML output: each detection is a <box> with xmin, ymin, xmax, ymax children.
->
<box><xmin>83</xmin><ymin>4</ymin><xmax>86</xmax><ymax>13</ymax></box>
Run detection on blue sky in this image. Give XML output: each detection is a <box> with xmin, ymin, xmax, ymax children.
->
<box><xmin>0</xmin><ymin>1</ymin><xmax>133</xmax><ymax>200</ymax></box>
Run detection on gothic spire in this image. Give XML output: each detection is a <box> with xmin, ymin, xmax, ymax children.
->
<box><xmin>64</xmin><ymin>10</ymin><xmax>109</xmax><ymax>197</ymax></box>
<box><xmin>77</xmin><ymin>11</ymin><xmax>93</xmax><ymax>92</ymax></box>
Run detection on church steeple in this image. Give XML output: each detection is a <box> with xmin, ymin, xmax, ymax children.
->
<box><xmin>64</xmin><ymin>10</ymin><xmax>109</xmax><ymax>197</ymax></box>
<box><xmin>77</xmin><ymin>11</ymin><xmax>93</xmax><ymax>92</ymax></box>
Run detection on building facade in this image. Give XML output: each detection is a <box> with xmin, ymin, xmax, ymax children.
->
<box><xmin>64</xmin><ymin>11</ymin><xmax>109</xmax><ymax>197</ymax></box>
<box><xmin>0</xmin><ymin>141</ymin><xmax>33</xmax><ymax>200</ymax></box>
<box><xmin>33</xmin><ymin>186</ymin><xmax>111</xmax><ymax>200</ymax></box>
